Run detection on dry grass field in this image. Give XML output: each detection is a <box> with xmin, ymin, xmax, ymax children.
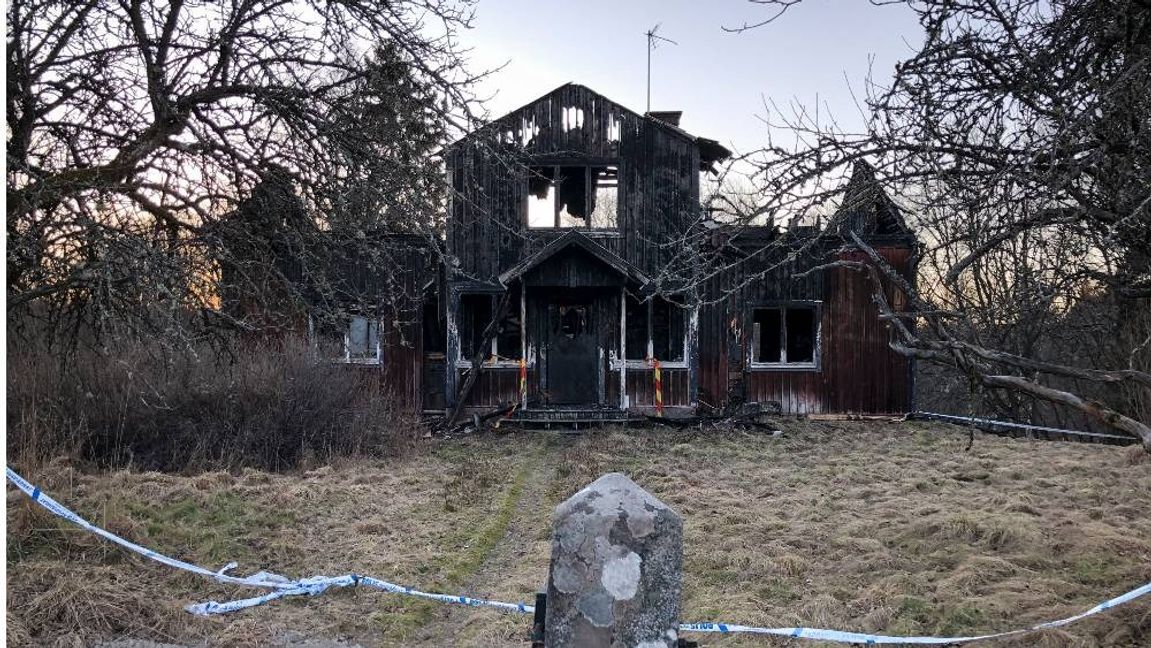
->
<box><xmin>7</xmin><ymin>421</ymin><xmax>1151</xmax><ymax>647</ymax></box>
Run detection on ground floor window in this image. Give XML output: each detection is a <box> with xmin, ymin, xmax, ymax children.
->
<box><xmin>346</xmin><ymin>315</ymin><xmax>381</xmax><ymax>362</ymax></box>
<box><xmin>459</xmin><ymin>289</ymin><xmax>522</xmax><ymax>362</ymax></box>
<box><xmin>751</xmin><ymin>304</ymin><xmax>819</xmax><ymax>367</ymax></box>
<box><xmin>624</xmin><ymin>294</ymin><xmax>687</xmax><ymax>362</ymax></box>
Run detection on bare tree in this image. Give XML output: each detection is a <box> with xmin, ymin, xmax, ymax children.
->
<box><xmin>731</xmin><ymin>0</ymin><xmax>1151</xmax><ymax>448</ymax></box>
<box><xmin>6</xmin><ymin>0</ymin><xmax>485</xmax><ymax>346</ymax></box>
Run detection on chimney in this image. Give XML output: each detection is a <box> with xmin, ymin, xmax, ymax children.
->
<box><xmin>646</xmin><ymin>111</ymin><xmax>682</xmax><ymax>127</ymax></box>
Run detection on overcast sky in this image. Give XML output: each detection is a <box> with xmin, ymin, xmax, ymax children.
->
<box><xmin>457</xmin><ymin>0</ymin><xmax>925</xmax><ymax>156</ymax></box>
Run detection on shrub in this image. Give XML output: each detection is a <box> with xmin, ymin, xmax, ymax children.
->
<box><xmin>7</xmin><ymin>337</ymin><xmax>420</xmax><ymax>472</ymax></box>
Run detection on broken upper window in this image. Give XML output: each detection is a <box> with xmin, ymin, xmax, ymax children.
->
<box><xmin>346</xmin><ymin>315</ymin><xmax>380</xmax><ymax>362</ymax></box>
<box><xmin>623</xmin><ymin>295</ymin><xmax>686</xmax><ymax>362</ymax></box>
<box><xmin>459</xmin><ymin>292</ymin><xmax>522</xmax><ymax>362</ymax></box>
<box><xmin>527</xmin><ymin>164</ymin><xmax>619</xmax><ymax>229</ymax></box>
<box><xmin>751</xmin><ymin>305</ymin><xmax>818</xmax><ymax>366</ymax></box>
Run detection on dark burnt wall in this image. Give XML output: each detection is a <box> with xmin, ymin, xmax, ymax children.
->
<box><xmin>369</xmin><ymin>241</ymin><xmax>433</xmax><ymax>412</ymax></box>
<box><xmin>606</xmin><ymin>369</ymin><xmax>692</xmax><ymax>409</ymax></box>
<box><xmin>461</xmin><ymin>369</ymin><xmax>524</xmax><ymax>409</ymax></box>
<box><xmin>445</xmin><ymin>84</ymin><xmax>701</xmax><ymax>285</ymax></box>
<box><xmin>381</xmin><ymin>318</ymin><xmax>423</xmax><ymax>410</ymax></box>
<box><xmin>314</xmin><ymin>237</ymin><xmax>434</xmax><ymax>411</ymax></box>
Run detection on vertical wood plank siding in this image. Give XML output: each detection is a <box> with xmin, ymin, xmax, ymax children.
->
<box><xmin>446</xmin><ymin>84</ymin><xmax>699</xmax><ymax>285</ymax></box>
<box><xmin>355</xmin><ymin>240</ymin><xmax>433</xmax><ymax>412</ymax></box>
<box><xmin>697</xmin><ymin>241</ymin><xmax>913</xmax><ymax>415</ymax></box>
<box><xmin>438</xmin><ymin>84</ymin><xmax>914</xmax><ymax>416</ymax></box>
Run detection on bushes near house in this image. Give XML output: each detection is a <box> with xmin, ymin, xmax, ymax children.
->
<box><xmin>7</xmin><ymin>338</ymin><xmax>419</xmax><ymax>473</ymax></box>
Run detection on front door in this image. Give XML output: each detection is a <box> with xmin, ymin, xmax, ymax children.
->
<box><xmin>547</xmin><ymin>300</ymin><xmax>599</xmax><ymax>405</ymax></box>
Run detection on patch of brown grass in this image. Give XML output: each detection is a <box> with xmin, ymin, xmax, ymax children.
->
<box><xmin>7</xmin><ymin>422</ymin><xmax>1151</xmax><ymax>647</ymax></box>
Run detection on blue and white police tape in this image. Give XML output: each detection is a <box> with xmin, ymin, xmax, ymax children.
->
<box><xmin>681</xmin><ymin>577</ymin><xmax>1151</xmax><ymax>643</ymax></box>
<box><xmin>5</xmin><ymin>467</ymin><xmax>535</xmax><ymax>617</ymax></box>
<box><xmin>8</xmin><ymin>466</ymin><xmax>1151</xmax><ymax>643</ymax></box>
<box><xmin>188</xmin><ymin>575</ymin><xmax>534</xmax><ymax>616</ymax></box>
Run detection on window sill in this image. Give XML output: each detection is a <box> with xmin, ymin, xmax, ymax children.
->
<box><xmin>748</xmin><ymin>362</ymin><xmax>821</xmax><ymax>372</ymax></box>
<box><xmin>610</xmin><ymin>359</ymin><xmax>688</xmax><ymax>370</ymax></box>
<box><xmin>454</xmin><ymin>360</ymin><xmax>531</xmax><ymax>370</ymax></box>
<box><xmin>333</xmin><ymin>358</ymin><xmax>381</xmax><ymax>366</ymax></box>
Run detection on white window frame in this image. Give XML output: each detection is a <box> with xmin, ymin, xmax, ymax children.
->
<box><xmin>453</xmin><ymin>292</ymin><xmax>532</xmax><ymax>369</ymax></box>
<box><xmin>748</xmin><ymin>301</ymin><xmax>822</xmax><ymax>372</ymax></box>
<box><xmin>610</xmin><ymin>297</ymin><xmax>690</xmax><ymax>370</ymax></box>
<box><xmin>344</xmin><ymin>315</ymin><xmax>382</xmax><ymax>365</ymax></box>
<box><xmin>454</xmin><ymin>335</ymin><xmax>531</xmax><ymax>369</ymax></box>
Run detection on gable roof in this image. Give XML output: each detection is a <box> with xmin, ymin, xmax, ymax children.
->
<box><xmin>832</xmin><ymin>161</ymin><xmax>914</xmax><ymax>241</ymax></box>
<box><xmin>497</xmin><ymin>230</ymin><xmax>651</xmax><ymax>287</ymax></box>
<box><xmin>451</xmin><ymin>83</ymin><xmax>730</xmax><ymax>170</ymax></box>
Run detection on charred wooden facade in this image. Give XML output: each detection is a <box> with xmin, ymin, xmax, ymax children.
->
<box><xmin>341</xmin><ymin>84</ymin><xmax>917</xmax><ymax>419</ymax></box>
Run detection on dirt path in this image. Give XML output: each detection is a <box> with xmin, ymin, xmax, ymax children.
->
<box><xmin>410</xmin><ymin>447</ymin><xmax>559</xmax><ymax>646</ymax></box>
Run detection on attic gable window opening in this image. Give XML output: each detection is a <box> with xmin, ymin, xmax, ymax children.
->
<box><xmin>345</xmin><ymin>315</ymin><xmax>381</xmax><ymax>364</ymax></box>
<box><xmin>607</xmin><ymin>113</ymin><xmax>622</xmax><ymax>143</ymax></box>
<box><xmin>562</xmin><ymin>106</ymin><xmax>585</xmax><ymax>131</ymax></box>
<box><xmin>527</xmin><ymin>164</ymin><xmax>619</xmax><ymax>229</ymax></box>
<box><xmin>750</xmin><ymin>304</ymin><xmax>820</xmax><ymax>370</ymax></box>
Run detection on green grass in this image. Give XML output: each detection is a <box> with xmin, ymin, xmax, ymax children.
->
<box><xmin>378</xmin><ymin>448</ymin><xmax>537</xmax><ymax>640</ymax></box>
<box><xmin>126</xmin><ymin>491</ymin><xmax>296</xmax><ymax>563</ymax></box>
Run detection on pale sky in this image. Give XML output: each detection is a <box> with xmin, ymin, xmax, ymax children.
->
<box><xmin>457</xmin><ymin>0</ymin><xmax>925</xmax><ymax>157</ymax></box>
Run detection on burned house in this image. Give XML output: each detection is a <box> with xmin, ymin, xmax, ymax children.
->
<box><xmin>329</xmin><ymin>83</ymin><xmax>917</xmax><ymax>421</ymax></box>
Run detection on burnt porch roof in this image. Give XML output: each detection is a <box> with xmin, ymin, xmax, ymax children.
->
<box><xmin>497</xmin><ymin>230</ymin><xmax>651</xmax><ymax>288</ymax></box>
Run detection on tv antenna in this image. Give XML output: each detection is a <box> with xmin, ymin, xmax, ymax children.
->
<box><xmin>645</xmin><ymin>24</ymin><xmax>677</xmax><ymax>113</ymax></box>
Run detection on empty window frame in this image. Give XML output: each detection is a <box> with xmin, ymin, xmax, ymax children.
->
<box><xmin>624</xmin><ymin>296</ymin><xmax>648</xmax><ymax>360</ymax></box>
<box><xmin>346</xmin><ymin>315</ymin><xmax>381</xmax><ymax>363</ymax></box>
<box><xmin>750</xmin><ymin>304</ymin><xmax>819</xmax><ymax>367</ymax></box>
<box><xmin>459</xmin><ymin>292</ymin><xmax>523</xmax><ymax>363</ymax></box>
<box><xmin>623</xmin><ymin>295</ymin><xmax>686</xmax><ymax>363</ymax></box>
<box><xmin>651</xmin><ymin>298</ymin><xmax>686</xmax><ymax>362</ymax></box>
<box><xmin>527</xmin><ymin>164</ymin><xmax>619</xmax><ymax>229</ymax></box>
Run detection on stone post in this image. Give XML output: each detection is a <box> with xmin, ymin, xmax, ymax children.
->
<box><xmin>544</xmin><ymin>472</ymin><xmax>683</xmax><ymax>648</ymax></box>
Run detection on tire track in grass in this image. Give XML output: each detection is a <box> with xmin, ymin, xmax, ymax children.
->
<box><xmin>411</xmin><ymin>439</ymin><xmax>559</xmax><ymax>646</ymax></box>
<box><xmin>382</xmin><ymin>443</ymin><xmax>543</xmax><ymax>644</ymax></box>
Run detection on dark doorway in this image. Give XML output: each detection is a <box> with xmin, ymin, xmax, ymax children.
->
<box><xmin>547</xmin><ymin>299</ymin><xmax>599</xmax><ymax>404</ymax></box>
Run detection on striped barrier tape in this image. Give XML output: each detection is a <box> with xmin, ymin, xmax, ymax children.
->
<box><xmin>189</xmin><ymin>575</ymin><xmax>534</xmax><ymax>616</ymax></box>
<box><xmin>7</xmin><ymin>466</ymin><xmax>1151</xmax><ymax>643</ymax></box>
<box><xmin>652</xmin><ymin>357</ymin><xmax>664</xmax><ymax>416</ymax></box>
<box><xmin>490</xmin><ymin>357</ymin><xmax>529</xmax><ymax>429</ymax></box>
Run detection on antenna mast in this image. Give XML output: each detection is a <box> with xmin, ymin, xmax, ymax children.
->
<box><xmin>645</xmin><ymin>24</ymin><xmax>677</xmax><ymax>113</ymax></box>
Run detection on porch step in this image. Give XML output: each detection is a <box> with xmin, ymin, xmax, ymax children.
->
<box><xmin>512</xmin><ymin>407</ymin><xmax>637</xmax><ymax>427</ymax></box>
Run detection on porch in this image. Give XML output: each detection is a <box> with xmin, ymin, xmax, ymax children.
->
<box><xmin>442</xmin><ymin>232</ymin><xmax>698</xmax><ymax>417</ymax></box>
